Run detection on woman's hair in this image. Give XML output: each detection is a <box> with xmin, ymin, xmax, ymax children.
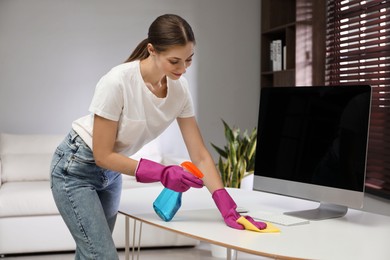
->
<box><xmin>125</xmin><ymin>14</ymin><xmax>195</xmax><ymax>62</ymax></box>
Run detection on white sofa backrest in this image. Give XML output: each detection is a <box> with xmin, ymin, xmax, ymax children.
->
<box><xmin>129</xmin><ymin>137</ymin><xmax>163</xmax><ymax>163</ymax></box>
<box><xmin>0</xmin><ymin>133</ymin><xmax>64</xmax><ymax>183</ymax></box>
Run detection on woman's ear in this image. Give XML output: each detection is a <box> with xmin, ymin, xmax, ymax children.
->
<box><xmin>147</xmin><ymin>43</ymin><xmax>156</xmax><ymax>56</ymax></box>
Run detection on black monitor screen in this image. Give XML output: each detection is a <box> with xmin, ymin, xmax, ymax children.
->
<box><xmin>255</xmin><ymin>85</ymin><xmax>371</xmax><ymax>192</ymax></box>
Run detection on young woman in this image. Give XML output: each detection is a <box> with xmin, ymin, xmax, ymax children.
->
<box><xmin>50</xmin><ymin>14</ymin><xmax>266</xmax><ymax>259</ymax></box>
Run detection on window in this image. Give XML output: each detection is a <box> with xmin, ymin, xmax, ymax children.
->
<box><xmin>326</xmin><ymin>0</ymin><xmax>390</xmax><ymax>198</ymax></box>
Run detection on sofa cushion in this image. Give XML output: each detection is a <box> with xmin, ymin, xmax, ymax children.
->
<box><xmin>0</xmin><ymin>181</ymin><xmax>59</xmax><ymax>217</ymax></box>
<box><xmin>0</xmin><ymin>133</ymin><xmax>64</xmax><ymax>183</ymax></box>
<box><xmin>1</xmin><ymin>154</ymin><xmax>54</xmax><ymax>182</ymax></box>
<box><xmin>0</xmin><ymin>133</ymin><xmax>64</xmax><ymax>155</ymax></box>
<box><xmin>122</xmin><ymin>175</ymin><xmax>163</xmax><ymax>189</ymax></box>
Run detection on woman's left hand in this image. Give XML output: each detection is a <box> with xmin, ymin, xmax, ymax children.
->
<box><xmin>212</xmin><ymin>188</ymin><xmax>267</xmax><ymax>230</ymax></box>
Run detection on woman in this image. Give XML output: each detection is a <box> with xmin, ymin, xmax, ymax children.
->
<box><xmin>50</xmin><ymin>14</ymin><xmax>265</xmax><ymax>259</ymax></box>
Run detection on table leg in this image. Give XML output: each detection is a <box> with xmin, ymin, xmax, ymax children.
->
<box><xmin>125</xmin><ymin>217</ymin><xmax>129</xmax><ymax>260</ymax></box>
<box><xmin>226</xmin><ymin>248</ymin><xmax>237</xmax><ymax>260</ymax></box>
<box><xmin>136</xmin><ymin>222</ymin><xmax>143</xmax><ymax>260</ymax></box>
<box><xmin>132</xmin><ymin>220</ymin><xmax>137</xmax><ymax>260</ymax></box>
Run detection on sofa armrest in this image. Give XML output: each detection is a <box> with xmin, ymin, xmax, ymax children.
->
<box><xmin>0</xmin><ymin>158</ymin><xmax>2</xmax><ymax>187</ymax></box>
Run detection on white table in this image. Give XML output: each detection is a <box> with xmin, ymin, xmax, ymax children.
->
<box><xmin>118</xmin><ymin>186</ymin><xmax>390</xmax><ymax>260</ymax></box>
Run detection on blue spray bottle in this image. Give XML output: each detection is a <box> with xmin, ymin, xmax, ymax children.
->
<box><xmin>153</xmin><ymin>161</ymin><xmax>204</xmax><ymax>222</ymax></box>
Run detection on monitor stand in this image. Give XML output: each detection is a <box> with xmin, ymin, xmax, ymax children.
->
<box><xmin>284</xmin><ymin>203</ymin><xmax>348</xmax><ymax>220</ymax></box>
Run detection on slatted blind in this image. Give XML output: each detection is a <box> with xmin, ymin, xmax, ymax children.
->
<box><xmin>326</xmin><ymin>0</ymin><xmax>390</xmax><ymax>198</ymax></box>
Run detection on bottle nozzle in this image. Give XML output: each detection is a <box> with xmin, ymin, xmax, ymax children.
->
<box><xmin>180</xmin><ymin>161</ymin><xmax>204</xmax><ymax>178</ymax></box>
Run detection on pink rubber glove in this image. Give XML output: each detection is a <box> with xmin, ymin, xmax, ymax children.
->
<box><xmin>135</xmin><ymin>158</ymin><xmax>203</xmax><ymax>192</ymax></box>
<box><xmin>212</xmin><ymin>188</ymin><xmax>267</xmax><ymax>230</ymax></box>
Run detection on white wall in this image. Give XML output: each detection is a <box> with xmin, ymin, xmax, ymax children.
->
<box><xmin>1</xmin><ymin>0</ymin><xmax>389</xmax><ymax>217</ymax></box>
<box><xmin>0</xmin><ymin>0</ymin><xmax>261</xmax><ymax>159</ymax></box>
<box><xmin>196</xmin><ymin>1</ymin><xmax>261</xmax><ymax>151</ymax></box>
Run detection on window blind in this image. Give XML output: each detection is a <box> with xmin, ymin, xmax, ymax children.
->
<box><xmin>326</xmin><ymin>0</ymin><xmax>390</xmax><ymax>198</ymax></box>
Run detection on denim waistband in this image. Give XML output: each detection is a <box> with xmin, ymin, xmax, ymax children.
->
<box><xmin>69</xmin><ymin>128</ymin><xmax>78</xmax><ymax>139</ymax></box>
<box><xmin>65</xmin><ymin>129</ymin><xmax>89</xmax><ymax>149</ymax></box>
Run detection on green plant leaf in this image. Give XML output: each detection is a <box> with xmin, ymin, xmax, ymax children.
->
<box><xmin>210</xmin><ymin>142</ymin><xmax>228</xmax><ymax>158</ymax></box>
<box><xmin>222</xmin><ymin>119</ymin><xmax>235</xmax><ymax>144</ymax></box>
<box><xmin>211</xmin><ymin>119</ymin><xmax>257</xmax><ymax>188</ymax></box>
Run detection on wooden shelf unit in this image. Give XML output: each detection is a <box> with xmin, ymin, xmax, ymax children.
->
<box><xmin>261</xmin><ymin>0</ymin><xmax>326</xmax><ymax>88</ymax></box>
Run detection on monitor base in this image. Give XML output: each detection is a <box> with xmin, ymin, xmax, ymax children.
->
<box><xmin>284</xmin><ymin>203</ymin><xmax>348</xmax><ymax>220</ymax></box>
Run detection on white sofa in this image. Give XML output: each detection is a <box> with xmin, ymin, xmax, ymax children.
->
<box><xmin>0</xmin><ymin>133</ymin><xmax>198</xmax><ymax>255</ymax></box>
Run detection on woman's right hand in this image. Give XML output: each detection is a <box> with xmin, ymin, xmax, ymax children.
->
<box><xmin>135</xmin><ymin>158</ymin><xmax>203</xmax><ymax>192</ymax></box>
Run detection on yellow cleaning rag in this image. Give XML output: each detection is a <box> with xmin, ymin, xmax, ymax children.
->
<box><xmin>237</xmin><ymin>216</ymin><xmax>280</xmax><ymax>233</ymax></box>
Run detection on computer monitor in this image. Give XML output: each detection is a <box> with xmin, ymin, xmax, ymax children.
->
<box><xmin>253</xmin><ymin>85</ymin><xmax>372</xmax><ymax>220</ymax></box>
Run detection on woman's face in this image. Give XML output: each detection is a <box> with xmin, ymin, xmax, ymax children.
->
<box><xmin>153</xmin><ymin>43</ymin><xmax>194</xmax><ymax>80</ymax></box>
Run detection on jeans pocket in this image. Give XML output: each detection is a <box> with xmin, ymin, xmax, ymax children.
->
<box><xmin>65</xmin><ymin>143</ymin><xmax>102</xmax><ymax>180</ymax></box>
<box><xmin>50</xmin><ymin>147</ymin><xmax>64</xmax><ymax>188</ymax></box>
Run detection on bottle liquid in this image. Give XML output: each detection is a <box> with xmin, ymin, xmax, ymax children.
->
<box><xmin>153</xmin><ymin>161</ymin><xmax>204</xmax><ymax>222</ymax></box>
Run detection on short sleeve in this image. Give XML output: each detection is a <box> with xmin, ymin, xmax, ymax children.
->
<box><xmin>89</xmin><ymin>72</ymin><xmax>124</xmax><ymax>121</ymax></box>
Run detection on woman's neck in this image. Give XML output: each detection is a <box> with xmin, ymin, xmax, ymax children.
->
<box><xmin>140</xmin><ymin>57</ymin><xmax>165</xmax><ymax>88</ymax></box>
<box><xmin>140</xmin><ymin>57</ymin><xmax>167</xmax><ymax>98</ymax></box>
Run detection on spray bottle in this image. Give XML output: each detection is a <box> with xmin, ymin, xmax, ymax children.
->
<box><xmin>153</xmin><ymin>161</ymin><xmax>204</xmax><ymax>221</ymax></box>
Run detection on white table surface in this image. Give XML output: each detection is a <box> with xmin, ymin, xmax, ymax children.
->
<box><xmin>119</xmin><ymin>186</ymin><xmax>390</xmax><ymax>260</ymax></box>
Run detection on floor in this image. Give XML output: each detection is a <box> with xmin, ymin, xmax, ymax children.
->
<box><xmin>1</xmin><ymin>242</ymin><xmax>268</xmax><ymax>260</ymax></box>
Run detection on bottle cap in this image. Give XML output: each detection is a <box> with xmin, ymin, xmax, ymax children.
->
<box><xmin>180</xmin><ymin>161</ymin><xmax>204</xmax><ymax>178</ymax></box>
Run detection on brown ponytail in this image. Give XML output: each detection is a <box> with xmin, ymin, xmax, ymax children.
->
<box><xmin>124</xmin><ymin>14</ymin><xmax>195</xmax><ymax>63</ymax></box>
<box><xmin>125</xmin><ymin>38</ymin><xmax>149</xmax><ymax>62</ymax></box>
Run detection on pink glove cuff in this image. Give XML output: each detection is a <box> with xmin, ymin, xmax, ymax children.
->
<box><xmin>212</xmin><ymin>188</ymin><xmax>237</xmax><ymax>217</ymax></box>
<box><xmin>135</xmin><ymin>158</ymin><xmax>163</xmax><ymax>183</ymax></box>
<box><xmin>212</xmin><ymin>189</ymin><xmax>244</xmax><ymax>229</ymax></box>
<box><xmin>212</xmin><ymin>188</ymin><xmax>267</xmax><ymax>230</ymax></box>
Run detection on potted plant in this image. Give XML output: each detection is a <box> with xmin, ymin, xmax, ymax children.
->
<box><xmin>211</xmin><ymin>119</ymin><xmax>257</xmax><ymax>188</ymax></box>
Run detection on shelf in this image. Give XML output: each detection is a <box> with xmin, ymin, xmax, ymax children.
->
<box><xmin>261</xmin><ymin>69</ymin><xmax>296</xmax><ymax>88</ymax></box>
<box><xmin>261</xmin><ymin>0</ymin><xmax>325</xmax><ymax>87</ymax></box>
<box><xmin>261</xmin><ymin>0</ymin><xmax>296</xmax><ymax>32</ymax></box>
<box><xmin>261</xmin><ymin>69</ymin><xmax>295</xmax><ymax>75</ymax></box>
<box><xmin>261</xmin><ymin>22</ymin><xmax>297</xmax><ymax>35</ymax></box>
<box><xmin>261</xmin><ymin>0</ymin><xmax>298</xmax><ymax>87</ymax></box>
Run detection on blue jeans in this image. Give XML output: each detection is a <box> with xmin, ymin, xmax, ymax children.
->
<box><xmin>51</xmin><ymin>130</ymin><xmax>122</xmax><ymax>260</ymax></box>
